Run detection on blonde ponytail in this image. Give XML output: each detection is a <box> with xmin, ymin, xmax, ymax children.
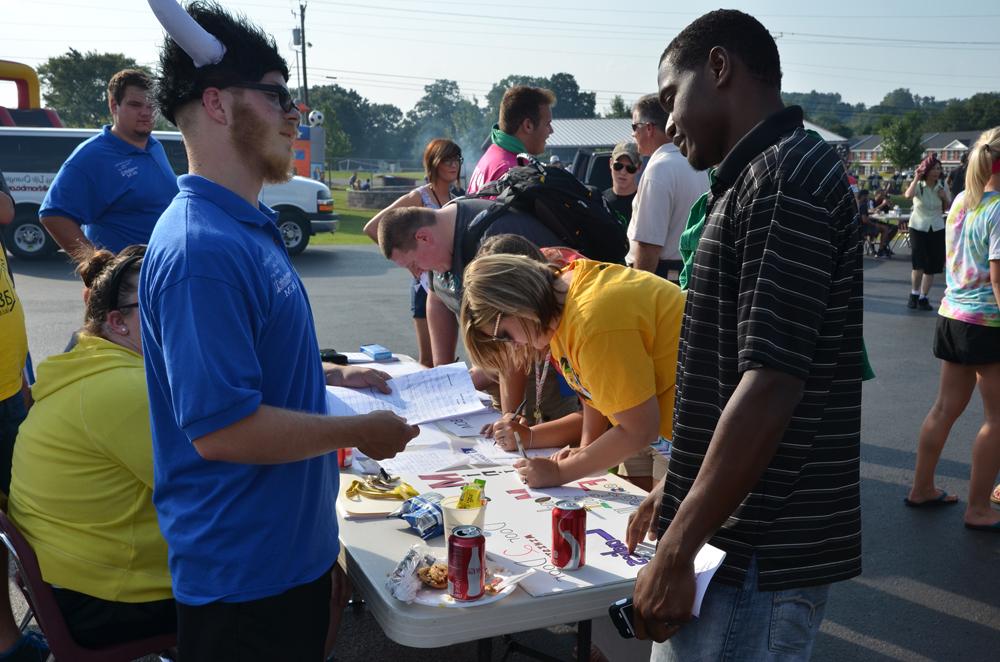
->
<box><xmin>964</xmin><ymin>127</ymin><xmax>1000</xmax><ymax>210</ymax></box>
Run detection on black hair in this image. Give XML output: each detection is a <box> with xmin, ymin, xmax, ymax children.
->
<box><xmin>660</xmin><ymin>9</ymin><xmax>782</xmax><ymax>89</ymax></box>
<box><xmin>156</xmin><ymin>1</ymin><xmax>289</xmax><ymax>125</ymax></box>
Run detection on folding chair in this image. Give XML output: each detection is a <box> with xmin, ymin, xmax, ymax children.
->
<box><xmin>0</xmin><ymin>511</ymin><xmax>176</xmax><ymax>662</ymax></box>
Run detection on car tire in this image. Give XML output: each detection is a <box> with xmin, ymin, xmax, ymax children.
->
<box><xmin>278</xmin><ymin>211</ymin><xmax>310</xmax><ymax>256</ymax></box>
<box><xmin>4</xmin><ymin>209</ymin><xmax>57</xmax><ymax>260</ymax></box>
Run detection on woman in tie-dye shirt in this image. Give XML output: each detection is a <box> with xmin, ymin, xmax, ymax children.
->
<box><xmin>908</xmin><ymin>127</ymin><xmax>1000</xmax><ymax>533</ymax></box>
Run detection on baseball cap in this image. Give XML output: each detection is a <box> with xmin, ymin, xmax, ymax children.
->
<box><xmin>611</xmin><ymin>141</ymin><xmax>641</xmax><ymax>166</ymax></box>
<box><xmin>549</xmin><ymin>154</ymin><xmax>562</xmax><ymax>165</ymax></box>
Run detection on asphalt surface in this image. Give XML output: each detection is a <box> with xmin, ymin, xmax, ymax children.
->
<box><xmin>8</xmin><ymin>243</ymin><xmax>1000</xmax><ymax>662</ymax></box>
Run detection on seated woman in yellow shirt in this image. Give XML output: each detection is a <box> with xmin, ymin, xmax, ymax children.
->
<box><xmin>8</xmin><ymin>245</ymin><xmax>176</xmax><ymax>648</ymax></box>
<box><xmin>461</xmin><ymin>254</ymin><xmax>685</xmax><ymax>488</ymax></box>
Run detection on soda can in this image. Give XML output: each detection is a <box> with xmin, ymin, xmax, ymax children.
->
<box><xmin>447</xmin><ymin>525</ymin><xmax>485</xmax><ymax>601</ymax></box>
<box><xmin>552</xmin><ymin>500</ymin><xmax>586</xmax><ymax>570</ymax></box>
<box><xmin>337</xmin><ymin>447</ymin><xmax>353</xmax><ymax>468</ymax></box>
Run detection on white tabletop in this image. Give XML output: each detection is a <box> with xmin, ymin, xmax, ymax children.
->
<box><xmin>336</xmin><ymin>355</ymin><xmax>643</xmax><ymax>648</ymax></box>
<box><xmin>338</xmin><ymin>477</ymin><xmax>640</xmax><ymax>648</ymax></box>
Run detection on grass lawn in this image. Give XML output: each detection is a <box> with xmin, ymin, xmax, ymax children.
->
<box><xmin>311</xmin><ymin>187</ymin><xmax>379</xmax><ymax>246</ymax></box>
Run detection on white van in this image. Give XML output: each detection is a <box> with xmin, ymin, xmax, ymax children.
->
<box><xmin>0</xmin><ymin>127</ymin><xmax>337</xmax><ymax>258</ymax></box>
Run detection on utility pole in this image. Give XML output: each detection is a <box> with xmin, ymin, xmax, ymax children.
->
<box><xmin>299</xmin><ymin>2</ymin><xmax>309</xmax><ymax>106</ymax></box>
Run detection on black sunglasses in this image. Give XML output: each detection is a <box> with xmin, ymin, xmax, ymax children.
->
<box><xmin>631</xmin><ymin>121</ymin><xmax>654</xmax><ymax>132</ymax></box>
<box><xmin>228</xmin><ymin>83</ymin><xmax>296</xmax><ymax>113</ymax></box>
<box><xmin>613</xmin><ymin>162</ymin><xmax>638</xmax><ymax>174</ymax></box>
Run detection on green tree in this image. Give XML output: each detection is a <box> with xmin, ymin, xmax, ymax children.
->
<box><xmin>604</xmin><ymin>95</ymin><xmax>631</xmax><ymax>119</ymax></box>
<box><xmin>881</xmin><ymin>112</ymin><xmax>926</xmax><ymax>171</ymax></box>
<box><xmin>485</xmin><ymin>72</ymin><xmax>595</xmax><ymax>122</ymax></box>
<box><xmin>485</xmin><ymin>74</ymin><xmax>548</xmax><ymax>122</ymax></box>
<box><xmin>37</xmin><ymin>48</ymin><xmax>143</xmax><ymax>127</ymax></box>
<box><xmin>322</xmin><ymin>108</ymin><xmax>352</xmax><ymax>158</ymax></box>
<box><xmin>307</xmin><ymin>84</ymin><xmax>404</xmax><ymax>158</ymax></box>
<box><xmin>924</xmin><ymin>93</ymin><xmax>1000</xmax><ymax>131</ymax></box>
<box><xmin>402</xmin><ymin>79</ymin><xmax>488</xmax><ymax>160</ymax></box>
<box><xmin>546</xmin><ymin>73</ymin><xmax>595</xmax><ymax>119</ymax></box>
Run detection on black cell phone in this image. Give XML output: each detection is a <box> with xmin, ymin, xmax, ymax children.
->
<box><xmin>608</xmin><ymin>597</ymin><xmax>636</xmax><ymax>639</ymax></box>
<box><xmin>319</xmin><ymin>348</ymin><xmax>349</xmax><ymax>365</ymax></box>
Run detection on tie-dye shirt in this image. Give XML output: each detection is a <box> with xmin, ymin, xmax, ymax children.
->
<box><xmin>939</xmin><ymin>191</ymin><xmax>1000</xmax><ymax>326</ymax></box>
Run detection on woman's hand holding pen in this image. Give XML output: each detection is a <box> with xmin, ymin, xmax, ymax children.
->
<box><xmin>486</xmin><ymin>413</ymin><xmax>532</xmax><ymax>451</ymax></box>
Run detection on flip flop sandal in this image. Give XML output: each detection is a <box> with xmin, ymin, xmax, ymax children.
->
<box><xmin>903</xmin><ymin>491</ymin><xmax>958</xmax><ymax>508</ymax></box>
<box><xmin>964</xmin><ymin>521</ymin><xmax>1000</xmax><ymax>532</ymax></box>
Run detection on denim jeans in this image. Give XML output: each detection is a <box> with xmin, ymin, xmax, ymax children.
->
<box><xmin>650</xmin><ymin>556</ymin><xmax>830</xmax><ymax>662</ymax></box>
<box><xmin>0</xmin><ymin>391</ymin><xmax>27</xmax><ymax>496</ymax></box>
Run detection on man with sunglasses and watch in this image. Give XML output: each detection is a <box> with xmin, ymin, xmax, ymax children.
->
<box><xmin>628</xmin><ymin>94</ymin><xmax>709</xmax><ymax>282</ymax></box>
<box><xmin>603</xmin><ymin>141</ymin><xmax>643</xmax><ymax>227</ymax></box>
<box><xmin>139</xmin><ymin>4</ymin><xmax>418</xmax><ymax>659</ymax></box>
<box><xmin>40</xmin><ymin>69</ymin><xmax>178</xmax><ymax>261</ymax></box>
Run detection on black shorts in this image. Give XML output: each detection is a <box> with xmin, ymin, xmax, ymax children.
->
<box><xmin>176</xmin><ymin>566</ymin><xmax>332</xmax><ymax>662</ymax></box>
<box><xmin>933</xmin><ymin>316</ymin><xmax>1000</xmax><ymax>365</ymax></box>
<box><xmin>51</xmin><ymin>587</ymin><xmax>176</xmax><ymax>649</ymax></box>
<box><xmin>909</xmin><ymin>228</ymin><xmax>946</xmax><ymax>274</ymax></box>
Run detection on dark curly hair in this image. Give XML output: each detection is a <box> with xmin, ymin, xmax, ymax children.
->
<box><xmin>660</xmin><ymin>9</ymin><xmax>782</xmax><ymax>89</ymax></box>
<box><xmin>76</xmin><ymin>245</ymin><xmax>146</xmax><ymax>337</ymax></box>
<box><xmin>156</xmin><ymin>1</ymin><xmax>289</xmax><ymax>125</ymax></box>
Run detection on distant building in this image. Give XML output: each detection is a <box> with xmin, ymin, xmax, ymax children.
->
<box><xmin>849</xmin><ymin>130</ymin><xmax>982</xmax><ymax>176</ymax></box>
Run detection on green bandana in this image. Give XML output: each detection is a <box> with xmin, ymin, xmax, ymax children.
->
<box><xmin>675</xmin><ymin>132</ymin><xmax>875</xmax><ymax>380</ymax></box>
<box><xmin>491</xmin><ymin>125</ymin><xmax>529</xmax><ymax>156</ymax></box>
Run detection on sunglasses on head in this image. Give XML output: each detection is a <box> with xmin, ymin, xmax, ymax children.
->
<box><xmin>613</xmin><ymin>162</ymin><xmax>638</xmax><ymax>174</ymax></box>
<box><xmin>227</xmin><ymin>83</ymin><xmax>296</xmax><ymax>113</ymax></box>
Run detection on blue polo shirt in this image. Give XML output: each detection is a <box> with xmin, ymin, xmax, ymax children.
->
<box><xmin>139</xmin><ymin>175</ymin><xmax>337</xmax><ymax>606</ymax></box>
<box><xmin>40</xmin><ymin>126</ymin><xmax>178</xmax><ymax>252</ymax></box>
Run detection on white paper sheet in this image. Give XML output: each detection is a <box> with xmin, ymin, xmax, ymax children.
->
<box><xmin>437</xmin><ymin>410</ymin><xmax>502</xmax><ymax>437</ymax></box>
<box><xmin>325</xmin><ymin>362</ymin><xmax>486</xmax><ymax>424</ymax></box>
<box><xmin>376</xmin><ymin>449</ymin><xmax>467</xmax><ymax>475</ymax></box>
<box><xmin>469</xmin><ymin>439</ymin><xmax>557</xmax><ymax>464</ymax></box>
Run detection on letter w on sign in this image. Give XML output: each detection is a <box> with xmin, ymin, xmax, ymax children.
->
<box><xmin>418</xmin><ymin>473</ymin><xmax>467</xmax><ymax>489</ymax></box>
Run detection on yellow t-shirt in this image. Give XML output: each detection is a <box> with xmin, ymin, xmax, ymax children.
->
<box><xmin>9</xmin><ymin>334</ymin><xmax>171</xmax><ymax>602</ymax></box>
<box><xmin>549</xmin><ymin>260</ymin><xmax>685</xmax><ymax>439</ymax></box>
<box><xmin>0</xmin><ymin>250</ymin><xmax>27</xmax><ymax>401</ymax></box>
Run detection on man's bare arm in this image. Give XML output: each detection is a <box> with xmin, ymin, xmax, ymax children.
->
<box><xmin>426</xmin><ymin>291</ymin><xmax>459</xmax><ymax>365</ymax></box>
<box><xmin>193</xmin><ymin>405</ymin><xmax>418</xmax><ymax>464</ymax></box>
<box><xmin>632</xmin><ymin>241</ymin><xmax>663</xmax><ymax>273</ymax></box>
<box><xmin>40</xmin><ymin>216</ymin><xmax>93</xmax><ymax>259</ymax></box>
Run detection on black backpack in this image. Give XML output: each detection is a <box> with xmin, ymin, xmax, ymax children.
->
<box><xmin>468</xmin><ymin>156</ymin><xmax>629</xmax><ymax>264</ymax></box>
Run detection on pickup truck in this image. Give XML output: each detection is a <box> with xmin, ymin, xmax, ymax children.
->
<box><xmin>0</xmin><ymin>127</ymin><xmax>337</xmax><ymax>258</ymax></box>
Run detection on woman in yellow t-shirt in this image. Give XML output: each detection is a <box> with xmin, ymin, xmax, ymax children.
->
<box><xmin>8</xmin><ymin>245</ymin><xmax>177</xmax><ymax>648</ymax></box>
<box><xmin>461</xmin><ymin>253</ymin><xmax>685</xmax><ymax>488</ymax></box>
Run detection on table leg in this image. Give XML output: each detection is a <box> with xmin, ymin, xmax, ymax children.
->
<box><xmin>477</xmin><ymin>637</ymin><xmax>492</xmax><ymax>662</ymax></box>
<box><xmin>576</xmin><ymin>619</ymin><xmax>592</xmax><ymax>662</ymax></box>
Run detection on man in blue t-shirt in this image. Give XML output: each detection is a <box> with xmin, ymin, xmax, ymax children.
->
<box><xmin>39</xmin><ymin>69</ymin><xmax>178</xmax><ymax>259</ymax></box>
<box><xmin>140</xmin><ymin>5</ymin><xmax>418</xmax><ymax>661</ymax></box>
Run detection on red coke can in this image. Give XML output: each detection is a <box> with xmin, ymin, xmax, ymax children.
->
<box><xmin>337</xmin><ymin>447</ymin><xmax>353</xmax><ymax>468</ymax></box>
<box><xmin>447</xmin><ymin>525</ymin><xmax>486</xmax><ymax>601</ymax></box>
<box><xmin>552</xmin><ymin>500</ymin><xmax>586</xmax><ymax>570</ymax></box>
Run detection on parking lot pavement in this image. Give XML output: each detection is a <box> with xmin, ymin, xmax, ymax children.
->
<box><xmin>9</xmin><ymin>244</ymin><xmax>1000</xmax><ymax>661</ymax></box>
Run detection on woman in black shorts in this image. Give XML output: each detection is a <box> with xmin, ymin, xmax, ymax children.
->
<box><xmin>907</xmin><ymin>128</ymin><xmax>1000</xmax><ymax>532</ymax></box>
<box><xmin>904</xmin><ymin>155</ymin><xmax>952</xmax><ymax>309</ymax></box>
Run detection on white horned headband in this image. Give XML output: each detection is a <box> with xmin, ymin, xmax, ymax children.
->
<box><xmin>147</xmin><ymin>0</ymin><xmax>226</xmax><ymax>67</ymax></box>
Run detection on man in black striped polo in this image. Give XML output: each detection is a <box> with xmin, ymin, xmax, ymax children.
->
<box><xmin>630</xmin><ymin>10</ymin><xmax>863</xmax><ymax>659</ymax></box>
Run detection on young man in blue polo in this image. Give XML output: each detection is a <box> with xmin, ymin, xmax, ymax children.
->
<box><xmin>39</xmin><ymin>69</ymin><xmax>177</xmax><ymax>259</ymax></box>
<box><xmin>140</xmin><ymin>3</ymin><xmax>419</xmax><ymax>659</ymax></box>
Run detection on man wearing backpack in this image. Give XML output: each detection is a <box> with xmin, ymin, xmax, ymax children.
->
<box><xmin>468</xmin><ymin>86</ymin><xmax>555</xmax><ymax>195</ymax></box>
<box><xmin>377</xmin><ymin>200</ymin><xmax>561</xmax><ymax>360</ymax></box>
<box><xmin>628</xmin><ymin>94</ymin><xmax>710</xmax><ymax>282</ymax></box>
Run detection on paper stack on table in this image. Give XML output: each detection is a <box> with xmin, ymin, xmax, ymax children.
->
<box><xmin>325</xmin><ymin>362</ymin><xmax>487</xmax><ymax>425</ymax></box>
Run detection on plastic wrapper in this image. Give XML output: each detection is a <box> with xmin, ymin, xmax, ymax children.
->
<box><xmin>387</xmin><ymin>492</ymin><xmax>445</xmax><ymax>540</ymax></box>
<box><xmin>386</xmin><ymin>544</ymin><xmax>437</xmax><ymax>603</ymax></box>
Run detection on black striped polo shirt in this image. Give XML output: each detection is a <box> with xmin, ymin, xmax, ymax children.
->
<box><xmin>657</xmin><ymin>106</ymin><xmax>863</xmax><ymax>590</ymax></box>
